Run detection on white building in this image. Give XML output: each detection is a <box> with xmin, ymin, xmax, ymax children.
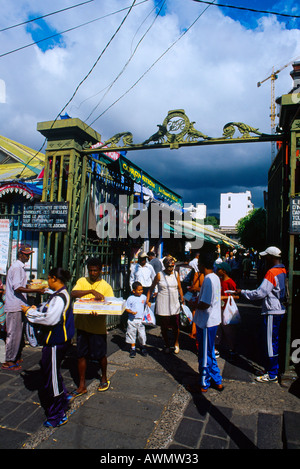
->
<box><xmin>185</xmin><ymin>203</ymin><xmax>207</xmax><ymax>220</ymax></box>
<box><xmin>219</xmin><ymin>191</ymin><xmax>254</xmax><ymax>238</ymax></box>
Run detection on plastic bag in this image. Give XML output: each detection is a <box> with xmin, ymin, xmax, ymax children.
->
<box><xmin>142</xmin><ymin>304</ymin><xmax>156</xmax><ymax>326</ymax></box>
<box><xmin>184</xmin><ymin>291</ymin><xmax>194</xmax><ymax>302</ymax></box>
<box><xmin>222</xmin><ymin>296</ymin><xmax>241</xmax><ymax>325</ymax></box>
<box><xmin>25</xmin><ymin>322</ymin><xmax>39</xmax><ymax>347</ymax></box>
<box><xmin>179</xmin><ymin>304</ymin><xmax>193</xmax><ymax>327</ymax></box>
<box><xmin>25</xmin><ymin>318</ymin><xmax>49</xmax><ymax>347</ymax></box>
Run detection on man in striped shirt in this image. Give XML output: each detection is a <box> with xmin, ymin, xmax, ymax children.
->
<box><xmin>237</xmin><ymin>246</ymin><xmax>286</xmax><ymax>383</ymax></box>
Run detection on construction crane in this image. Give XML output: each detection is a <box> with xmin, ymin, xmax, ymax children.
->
<box><xmin>257</xmin><ymin>56</ymin><xmax>300</xmax><ymax>160</ymax></box>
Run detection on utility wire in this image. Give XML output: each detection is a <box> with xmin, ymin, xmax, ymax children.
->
<box><xmin>0</xmin><ymin>0</ymin><xmax>95</xmax><ymax>32</ymax></box>
<box><xmin>0</xmin><ymin>0</ymin><xmax>149</xmax><ymax>59</ymax></box>
<box><xmin>191</xmin><ymin>0</ymin><xmax>300</xmax><ymax>19</ymax></box>
<box><xmin>85</xmin><ymin>0</ymin><xmax>166</xmax><ymax>122</ymax></box>
<box><xmin>17</xmin><ymin>0</ymin><xmax>138</xmax><ymax>178</ymax></box>
<box><xmin>57</xmin><ymin>0</ymin><xmax>138</xmax><ymax>122</ymax></box>
<box><xmin>72</xmin><ymin>0</ymin><xmax>158</xmax><ymax>113</ymax></box>
<box><xmin>89</xmin><ymin>0</ymin><xmax>217</xmax><ymax>126</ymax></box>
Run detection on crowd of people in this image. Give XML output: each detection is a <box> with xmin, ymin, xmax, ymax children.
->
<box><xmin>0</xmin><ymin>243</ymin><xmax>287</xmax><ymax>427</ymax></box>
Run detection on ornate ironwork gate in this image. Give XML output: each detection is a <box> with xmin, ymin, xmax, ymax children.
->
<box><xmin>36</xmin><ymin>119</ymin><xmax>136</xmax><ymax>328</ymax></box>
<box><xmin>36</xmin><ymin>110</ymin><xmax>290</xmax><ymax>338</ymax></box>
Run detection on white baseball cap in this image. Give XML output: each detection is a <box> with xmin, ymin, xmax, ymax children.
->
<box><xmin>259</xmin><ymin>246</ymin><xmax>281</xmax><ymax>258</ymax></box>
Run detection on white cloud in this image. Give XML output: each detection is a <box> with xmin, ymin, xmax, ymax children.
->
<box><xmin>34</xmin><ymin>46</ymin><xmax>68</xmax><ymax>76</ymax></box>
<box><xmin>0</xmin><ymin>0</ymin><xmax>299</xmax><ymax>212</ymax></box>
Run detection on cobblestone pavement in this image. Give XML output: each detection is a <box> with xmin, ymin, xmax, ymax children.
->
<box><xmin>0</xmin><ymin>292</ymin><xmax>299</xmax><ymax>450</ymax></box>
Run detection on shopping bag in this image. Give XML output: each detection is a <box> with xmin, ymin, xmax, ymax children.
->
<box><xmin>25</xmin><ymin>321</ymin><xmax>39</xmax><ymax>347</ymax></box>
<box><xmin>222</xmin><ymin>296</ymin><xmax>241</xmax><ymax>325</ymax></box>
<box><xmin>179</xmin><ymin>304</ymin><xmax>193</xmax><ymax>327</ymax></box>
<box><xmin>184</xmin><ymin>291</ymin><xmax>194</xmax><ymax>302</ymax></box>
<box><xmin>142</xmin><ymin>304</ymin><xmax>156</xmax><ymax>326</ymax></box>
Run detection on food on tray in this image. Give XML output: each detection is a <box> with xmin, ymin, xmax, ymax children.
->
<box><xmin>76</xmin><ymin>298</ymin><xmax>108</xmax><ymax>303</ymax></box>
<box><xmin>28</xmin><ymin>279</ymin><xmax>48</xmax><ymax>290</ymax></box>
<box><xmin>73</xmin><ymin>297</ymin><xmax>126</xmax><ymax>315</ymax></box>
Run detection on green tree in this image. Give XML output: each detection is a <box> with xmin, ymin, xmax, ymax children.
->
<box><xmin>236</xmin><ymin>208</ymin><xmax>266</xmax><ymax>251</ymax></box>
<box><xmin>204</xmin><ymin>216</ymin><xmax>219</xmax><ymax>228</ymax></box>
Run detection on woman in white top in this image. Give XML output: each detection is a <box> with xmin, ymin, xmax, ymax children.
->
<box><xmin>147</xmin><ymin>256</ymin><xmax>184</xmax><ymax>354</ymax></box>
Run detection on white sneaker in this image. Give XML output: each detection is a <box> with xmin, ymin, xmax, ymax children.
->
<box><xmin>255</xmin><ymin>373</ymin><xmax>278</xmax><ymax>383</ymax></box>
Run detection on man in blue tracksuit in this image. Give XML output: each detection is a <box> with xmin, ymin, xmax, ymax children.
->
<box><xmin>237</xmin><ymin>246</ymin><xmax>286</xmax><ymax>383</ymax></box>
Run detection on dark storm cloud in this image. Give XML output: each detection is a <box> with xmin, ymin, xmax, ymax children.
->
<box><xmin>1</xmin><ymin>0</ymin><xmax>299</xmax><ymax>217</ymax></box>
<box><xmin>130</xmin><ymin>140</ymin><xmax>271</xmax><ymax>212</ymax></box>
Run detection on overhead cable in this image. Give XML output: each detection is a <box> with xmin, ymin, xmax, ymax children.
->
<box><xmin>17</xmin><ymin>0</ymin><xmax>138</xmax><ymax>178</ymax></box>
<box><xmin>0</xmin><ymin>0</ymin><xmax>149</xmax><ymax>59</ymax></box>
<box><xmin>89</xmin><ymin>0</ymin><xmax>217</xmax><ymax>126</ymax></box>
<box><xmin>85</xmin><ymin>0</ymin><xmax>167</xmax><ymax>122</ymax></box>
<box><xmin>191</xmin><ymin>0</ymin><xmax>300</xmax><ymax>19</ymax></box>
<box><xmin>0</xmin><ymin>0</ymin><xmax>95</xmax><ymax>32</ymax></box>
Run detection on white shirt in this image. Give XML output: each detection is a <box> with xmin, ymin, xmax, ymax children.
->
<box><xmin>4</xmin><ymin>260</ymin><xmax>28</xmax><ymax>312</ymax></box>
<box><xmin>125</xmin><ymin>294</ymin><xmax>147</xmax><ymax>320</ymax></box>
<box><xmin>193</xmin><ymin>273</ymin><xmax>221</xmax><ymax>329</ymax></box>
<box><xmin>26</xmin><ymin>295</ymin><xmax>67</xmax><ymax>326</ymax></box>
<box><xmin>130</xmin><ymin>262</ymin><xmax>155</xmax><ymax>288</ymax></box>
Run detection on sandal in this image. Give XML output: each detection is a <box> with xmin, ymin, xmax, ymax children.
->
<box><xmin>98</xmin><ymin>380</ymin><xmax>110</xmax><ymax>392</ymax></box>
<box><xmin>1</xmin><ymin>363</ymin><xmax>22</xmax><ymax>371</ymax></box>
<box><xmin>69</xmin><ymin>390</ymin><xmax>87</xmax><ymax>401</ymax></box>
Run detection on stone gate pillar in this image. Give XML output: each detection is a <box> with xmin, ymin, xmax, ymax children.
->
<box><xmin>36</xmin><ymin>118</ymin><xmax>101</xmax><ymax>276</ymax></box>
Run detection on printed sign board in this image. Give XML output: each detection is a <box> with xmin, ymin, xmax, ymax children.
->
<box><xmin>0</xmin><ymin>219</ymin><xmax>10</xmax><ymax>274</ymax></box>
<box><xmin>290</xmin><ymin>197</ymin><xmax>300</xmax><ymax>234</ymax></box>
<box><xmin>22</xmin><ymin>202</ymin><xmax>69</xmax><ymax>231</ymax></box>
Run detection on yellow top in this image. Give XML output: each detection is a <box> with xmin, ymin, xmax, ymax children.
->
<box><xmin>72</xmin><ymin>277</ymin><xmax>114</xmax><ymax>334</ymax></box>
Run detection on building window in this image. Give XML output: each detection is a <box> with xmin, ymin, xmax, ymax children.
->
<box><xmin>228</xmin><ymin>204</ymin><xmax>231</xmax><ymax>208</ymax></box>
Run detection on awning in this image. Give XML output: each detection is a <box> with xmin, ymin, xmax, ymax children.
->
<box><xmin>0</xmin><ymin>181</ymin><xmax>43</xmax><ymax>199</ymax></box>
<box><xmin>163</xmin><ymin>223</ymin><xmax>219</xmax><ymax>244</ymax></box>
<box><xmin>90</xmin><ymin>151</ymin><xmax>183</xmax><ymax>208</ymax></box>
<box><xmin>163</xmin><ymin>220</ymin><xmax>241</xmax><ymax>248</ymax></box>
<box><xmin>118</xmin><ymin>155</ymin><xmax>183</xmax><ymax>207</ymax></box>
<box><xmin>0</xmin><ymin>135</ymin><xmax>45</xmax><ymax>180</ymax></box>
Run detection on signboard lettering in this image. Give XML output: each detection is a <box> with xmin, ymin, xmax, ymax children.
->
<box><xmin>22</xmin><ymin>202</ymin><xmax>69</xmax><ymax>231</ymax></box>
<box><xmin>290</xmin><ymin>197</ymin><xmax>300</xmax><ymax>234</ymax></box>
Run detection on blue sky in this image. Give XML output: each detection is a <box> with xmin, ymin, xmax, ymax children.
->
<box><xmin>26</xmin><ymin>16</ymin><xmax>65</xmax><ymax>51</ymax></box>
<box><xmin>25</xmin><ymin>1</ymin><xmax>300</xmax><ymax>53</ymax></box>
<box><xmin>1</xmin><ymin>0</ymin><xmax>300</xmax><ymax>214</ymax></box>
<box><xmin>217</xmin><ymin>0</ymin><xmax>300</xmax><ymax>29</ymax></box>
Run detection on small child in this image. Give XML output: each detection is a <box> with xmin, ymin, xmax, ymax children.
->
<box><xmin>125</xmin><ymin>281</ymin><xmax>148</xmax><ymax>358</ymax></box>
